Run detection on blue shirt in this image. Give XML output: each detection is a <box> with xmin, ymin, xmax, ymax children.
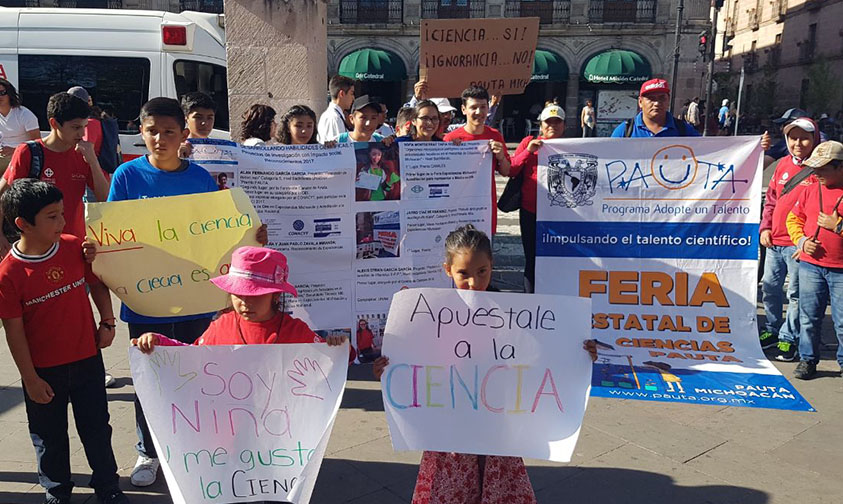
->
<box><xmin>107</xmin><ymin>155</ymin><xmax>218</xmax><ymax>324</ymax></box>
<box><xmin>336</xmin><ymin>132</ymin><xmax>384</xmax><ymax>143</ymax></box>
<box><xmin>610</xmin><ymin>112</ymin><xmax>701</xmax><ymax>138</ymax></box>
<box><xmin>719</xmin><ymin>106</ymin><xmax>729</xmax><ymax>125</ymax></box>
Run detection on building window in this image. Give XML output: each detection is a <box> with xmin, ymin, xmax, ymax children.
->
<box><xmin>18</xmin><ymin>55</ymin><xmax>150</xmax><ymax>133</ymax></box>
<box><xmin>504</xmin><ymin>0</ymin><xmax>571</xmax><ymax>24</ymax></box>
<box><xmin>807</xmin><ymin>23</ymin><xmax>817</xmax><ymax>61</ymax></box>
<box><xmin>799</xmin><ymin>78</ymin><xmax>809</xmax><ymax>109</ymax></box>
<box><xmin>174</xmin><ymin>60</ymin><xmax>229</xmax><ymax>131</ymax></box>
<box><xmin>421</xmin><ymin>0</ymin><xmax>487</xmax><ymax>18</ymax></box>
<box><xmin>179</xmin><ymin>0</ymin><xmax>224</xmax><ymax>13</ymax></box>
<box><xmin>340</xmin><ymin>0</ymin><xmax>404</xmax><ymax>24</ymax></box>
<box><xmin>588</xmin><ymin>0</ymin><xmax>657</xmax><ymax>23</ymax></box>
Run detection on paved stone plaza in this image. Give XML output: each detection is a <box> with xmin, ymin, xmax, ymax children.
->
<box><xmin>0</xmin><ymin>176</ymin><xmax>841</xmax><ymax>503</ymax></box>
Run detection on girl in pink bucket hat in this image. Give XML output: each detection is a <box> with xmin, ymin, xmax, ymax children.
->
<box><xmin>132</xmin><ymin>246</ymin><xmax>347</xmax><ymax>349</ymax></box>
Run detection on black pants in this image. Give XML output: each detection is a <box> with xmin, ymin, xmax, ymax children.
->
<box><xmin>519</xmin><ymin>208</ymin><xmax>537</xmax><ymax>293</ymax></box>
<box><xmin>24</xmin><ymin>353</ymin><xmax>119</xmax><ymax>501</ymax></box>
<box><xmin>583</xmin><ymin>125</ymin><xmax>596</xmax><ymax>137</ymax></box>
<box><xmin>129</xmin><ymin>317</ymin><xmax>212</xmax><ymax>458</ymax></box>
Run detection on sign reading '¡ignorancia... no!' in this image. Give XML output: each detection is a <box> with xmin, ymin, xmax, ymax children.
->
<box><xmin>85</xmin><ymin>187</ymin><xmax>261</xmax><ymax>318</ymax></box>
<box><xmin>419</xmin><ymin>17</ymin><xmax>540</xmax><ymax>98</ymax></box>
<box><xmin>381</xmin><ymin>288</ymin><xmax>594</xmax><ymax>462</ymax></box>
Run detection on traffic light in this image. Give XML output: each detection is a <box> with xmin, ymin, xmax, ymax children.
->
<box><xmin>698</xmin><ymin>31</ymin><xmax>709</xmax><ymax>58</ymax></box>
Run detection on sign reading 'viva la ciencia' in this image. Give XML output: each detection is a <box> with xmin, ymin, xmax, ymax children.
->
<box><xmin>536</xmin><ymin>137</ymin><xmax>813</xmax><ymax>412</ymax></box>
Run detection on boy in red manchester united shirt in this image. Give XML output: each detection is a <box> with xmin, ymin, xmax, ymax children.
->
<box><xmin>0</xmin><ymin>179</ymin><xmax>128</xmax><ymax>504</ymax></box>
<box><xmin>786</xmin><ymin>141</ymin><xmax>843</xmax><ymax>380</ymax></box>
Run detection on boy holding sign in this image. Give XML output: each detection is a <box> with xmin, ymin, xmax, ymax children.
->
<box><xmin>0</xmin><ymin>180</ymin><xmax>128</xmax><ymax>504</ymax></box>
<box><xmin>107</xmin><ymin>97</ymin><xmax>267</xmax><ymax>487</ymax></box>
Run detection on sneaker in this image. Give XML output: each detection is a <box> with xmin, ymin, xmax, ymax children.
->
<box><xmin>105</xmin><ymin>373</ymin><xmax>117</xmax><ymax>388</ymax></box>
<box><xmin>759</xmin><ymin>330</ymin><xmax>777</xmax><ymax>350</ymax></box>
<box><xmin>793</xmin><ymin>361</ymin><xmax>817</xmax><ymax>380</ymax></box>
<box><xmin>774</xmin><ymin>341</ymin><xmax>797</xmax><ymax>362</ymax></box>
<box><xmin>98</xmin><ymin>490</ymin><xmax>129</xmax><ymax>504</ymax></box>
<box><xmin>130</xmin><ymin>455</ymin><xmax>159</xmax><ymax>487</ymax></box>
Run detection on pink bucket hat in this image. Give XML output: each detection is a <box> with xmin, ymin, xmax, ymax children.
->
<box><xmin>210</xmin><ymin>246</ymin><xmax>298</xmax><ymax>297</ymax></box>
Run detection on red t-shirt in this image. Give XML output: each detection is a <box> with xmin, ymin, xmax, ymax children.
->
<box><xmin>444</xmin><ymin>126</ymin><xmax>510</xmax><ymax>234</ymax></box>
<box><xmin>357</xmin><ymin>327</ymin><xmax>374</xmax><ymax>351</ymax></box>
<box><xmin>84</xmin><ymin>117</ymin><xmax>103</xmax><ymax>156</ymax></box>
<box><xmin>791</xmin><ymin>183</ymin><xmax>843</xmax><ymax>268</ymax></box>
<box><xmin>761</xmin><ymin>156</ymin><xmax>815</xmax><ymax>246</ymax></box>
<box><xmin>0</xmin><ymin>235</ymin><xmax>99</xmax><ymax>368</ymax></box>
<box><xmin>4</xmin><ymin>140</ymin><xmax>93</xmax><ymax>239</ymax></box>
<box><xmin>509</xmin><ymin>135</ymin><xmax>541</xmax><ymax>214</ymax></box>
<box><xmin>194</xmin><ymin>310</ymin><xmax>323</xmax><ymax>345</ymax></box>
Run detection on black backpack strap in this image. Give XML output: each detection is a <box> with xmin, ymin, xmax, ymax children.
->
<box><xmin>780</xmin><ymin>166</ymin><xmax>813</xmax><ymax>197</ymax></box>
<box><xmin>26</xmin><ymin>141</ymin><xmax>44</xmax><ymax>179</ymax></box>
<box><xmin>624</xmin><ymin>119</ymin><xmax>634</xmax><ymax>137</ymax></box>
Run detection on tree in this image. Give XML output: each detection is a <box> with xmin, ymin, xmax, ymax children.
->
<box><xmin>805</xmin><ymin>58</ymin><xmax>842</xmax><ymax>116</ymax></box>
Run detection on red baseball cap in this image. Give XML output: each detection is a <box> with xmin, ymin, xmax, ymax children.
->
<box><xmin>639</xmin><ymin>78</ymin><xmax>670</xmax><ymax>97</ymax></box>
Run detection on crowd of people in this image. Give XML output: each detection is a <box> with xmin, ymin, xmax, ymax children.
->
<box><xmin>0</xmin><ymin>70</ymin><xmax>842</xmax><ymax>504</ymax></box>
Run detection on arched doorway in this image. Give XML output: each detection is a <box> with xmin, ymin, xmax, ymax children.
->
<box><xmin>500</xmin><ymin>49</ymin><xmax>569</xmax><ymax>142</ymax></box>
<box><xmin>338</xmin><ymin>48</ymin><xmax>408</xmax><ymax>122</ymax></box>
<box><xmin>579</xmin><ymin>49</ymin><xmax>652</xmax><ymax>136</ymax></box>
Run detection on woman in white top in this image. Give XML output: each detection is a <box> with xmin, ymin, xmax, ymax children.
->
<box><xmin>0</xmin><ymin>78</ymin><xmax>40</xmax><ymax>171</ymax></box>
<box><xmin>239</xmin><ymin>104</ymin><xmax>277</xmax><ymax>146</ymax></box>
<box><xmin>581</xmin><ymin>99</ymin><xmax>596</xmax><ymax>137</ymax></box>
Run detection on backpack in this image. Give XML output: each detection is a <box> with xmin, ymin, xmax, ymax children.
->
<box><xmin>97</xmin><ymin>116</ymin><xmax>122</xmax><ymax>174</ymax></box>
<box><xmin>624</xmin><ymin>116</ymin><xmax>690</xmax><ymax>137</ymax></box>
<box><xmin>2</xmin><ymin>141</ymin><xmax>45</xmax><ymax>243</ymax></box>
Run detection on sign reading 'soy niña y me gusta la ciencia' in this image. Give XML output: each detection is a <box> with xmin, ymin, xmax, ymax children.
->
<box><xmin>419</xmin><ymin>17</ymin><xmax>540</xmax><ymax>98</ymax></box>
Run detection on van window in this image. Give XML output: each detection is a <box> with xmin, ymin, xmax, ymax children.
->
<box><xmin>174</xmin><ymin>60</ymin><xmax>229</xmax><ymax>131</ymax></box>
<box><xmin>18</xmin><ymin>55</ymin><xmax>150</xmax><ymax>134</ymax></box>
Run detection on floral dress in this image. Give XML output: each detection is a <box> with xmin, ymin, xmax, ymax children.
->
<box><xmin>412</xmin><ymin>451</ymin><xmax>537</xmax><ymax>504</ymax></box>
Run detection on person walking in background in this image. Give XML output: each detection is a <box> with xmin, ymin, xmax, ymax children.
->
<box><xmin>581</xmin><ymin>99</ymin><xmax>596</xmax><ymax>137</ymax></box>
<box><xmin>718</xmin><ymin>99</ymin><xmax>730</xmax><ymax>135</ymax></box>
<box><xmin>0</xmin><ymin>78</ymin><xmax>40</xmax><ymax>173</ymax></box>
<box><xmin>686</xmin><ymin>96</ymin><xmax>701</xmax><ymax>131</ymax></box>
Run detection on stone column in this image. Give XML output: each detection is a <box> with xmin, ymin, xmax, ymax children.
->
<box><xmin>225</xmin><ymin>0</ymin><xmax>327</xmax><ymax>141</ymax></box>
<box><xmin>565</xmin><ymin>77</ymin><xmax>579</xmax><ymax>134</ymax></box>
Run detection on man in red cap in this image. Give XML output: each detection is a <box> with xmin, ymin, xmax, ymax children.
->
<box><xmin>611</xmin><ymin>79</ymin><xmax>700</xmax><ymax>138</ymax></box>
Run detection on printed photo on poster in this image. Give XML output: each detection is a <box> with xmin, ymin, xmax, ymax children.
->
<box><xmin>210</xmin><ymin>170</ymin><xmax>235</xmax><ymax>190</ymax></box>
<box><xmin>355</xmin><ymin>142</ymin><xmax>400</xmax><ymax>202</ymax></box>
<box><xmin>355</xmin><ymin>314</ymin><xmax>385</xmax><ymax>363</ymax></box>
<box><xmin>356</xmin><ymin>211</ymin><xmax>401</xmax><ymax>259</ymax></box>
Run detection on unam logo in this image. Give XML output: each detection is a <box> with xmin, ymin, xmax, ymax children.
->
<box><xmin>45</xmin><ymin>266</ymin><xmax>64</xmax><ymax>284</ymax></box>
<box><xmin>293</xmin><ymin>220</ymin><xmax>305</xmax><ymax>231</ymax></box>
<box><xmin>547</xmin><ymin>153</ymin><xmax>598</xmax><ymax>208</ymax></box>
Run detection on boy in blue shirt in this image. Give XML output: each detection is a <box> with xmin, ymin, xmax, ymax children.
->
<box><xmin>108</xmin><ymin>97</ymin><xmax>266</xmax><ymax>487</ymax></box>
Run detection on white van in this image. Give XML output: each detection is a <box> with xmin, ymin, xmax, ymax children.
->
<box><xmin>0</xmin><ymin>7</ymin><xmax>228</xmax><ymax>160</ymax></box>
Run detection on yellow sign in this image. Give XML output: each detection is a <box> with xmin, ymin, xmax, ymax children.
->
<box><xmin>85</xmin><ymin>188</ymin><xmax>261</xmax><ymax>317</ymax></box>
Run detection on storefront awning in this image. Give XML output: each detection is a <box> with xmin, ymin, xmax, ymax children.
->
<box><xmin>582</xmin><ymin>50</ymin><xmax>651</xmax><ymax>84</ymax></box>
<box><xmin>532</xmin><ymin>50</ymin><xmax>568</xmax><ymax>82</ymax></box>
<box><xmin>338</xmin><ymin>49</ymin><xmax>407</xmax><ymax>82</ymax></box>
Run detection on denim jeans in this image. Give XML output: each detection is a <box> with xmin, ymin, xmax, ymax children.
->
<box><xmin>23</xmin><ymin>353</ymin><xmax>119</xmax><ymax>501</ymax></box>
<box><xmin>797</xmin><ymin>261</ymin><xmax>843</xmax><ymax>365</ymax></box>
<box><xmin>761</xmin><ymin>245</ymin><xmax>800</xmax><ymax>343</ymax></box>
<box><xmin>128</xmin><ymin>317</ymin><xmax>212</xmax><ymax>458</ymax></box>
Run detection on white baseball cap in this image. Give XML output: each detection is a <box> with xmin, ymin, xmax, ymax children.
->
<box><xmin>539</xmin><ymin>105</ymin><xmax>566</xmax><ymax>122</ymax></box>
<box><xmin>431</xmin><ymin>97</ymin><xmax>457</xmax><ymax>114</ymax></box>
<box><xmin>783</xmin><ymin>117</ymin><xmax>815</xmax><ymax>136</ymax></box>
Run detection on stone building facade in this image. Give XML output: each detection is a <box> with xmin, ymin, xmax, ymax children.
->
<box><xmin>715</xmin><ymin>0</ymin><xmax>843</xmax><ymax>120</ymax></box>
<box><xmin>18</xmin><ymin>0</ymin><xmax>715</xmax><ymax>135</ymax></box>
<box><xmin>326</xmin><ymin>0</ymin><xmax>712</xmax><ymax>136</ymax></box>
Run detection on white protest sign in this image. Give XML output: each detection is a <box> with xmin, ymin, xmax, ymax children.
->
<box><xmin>129</xmin><ymin>344</ymin><xmax>348</xmax><ymax>503</ymax></box>
<box><xmin>381</xmin><ymin>288</ymin><xmax>593</xmax><ymax>462</ymax></box>
<box><xmin>190</xmin><ymin>139</ymin><xmax>492</xmax><ymax>363</ymax></box>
